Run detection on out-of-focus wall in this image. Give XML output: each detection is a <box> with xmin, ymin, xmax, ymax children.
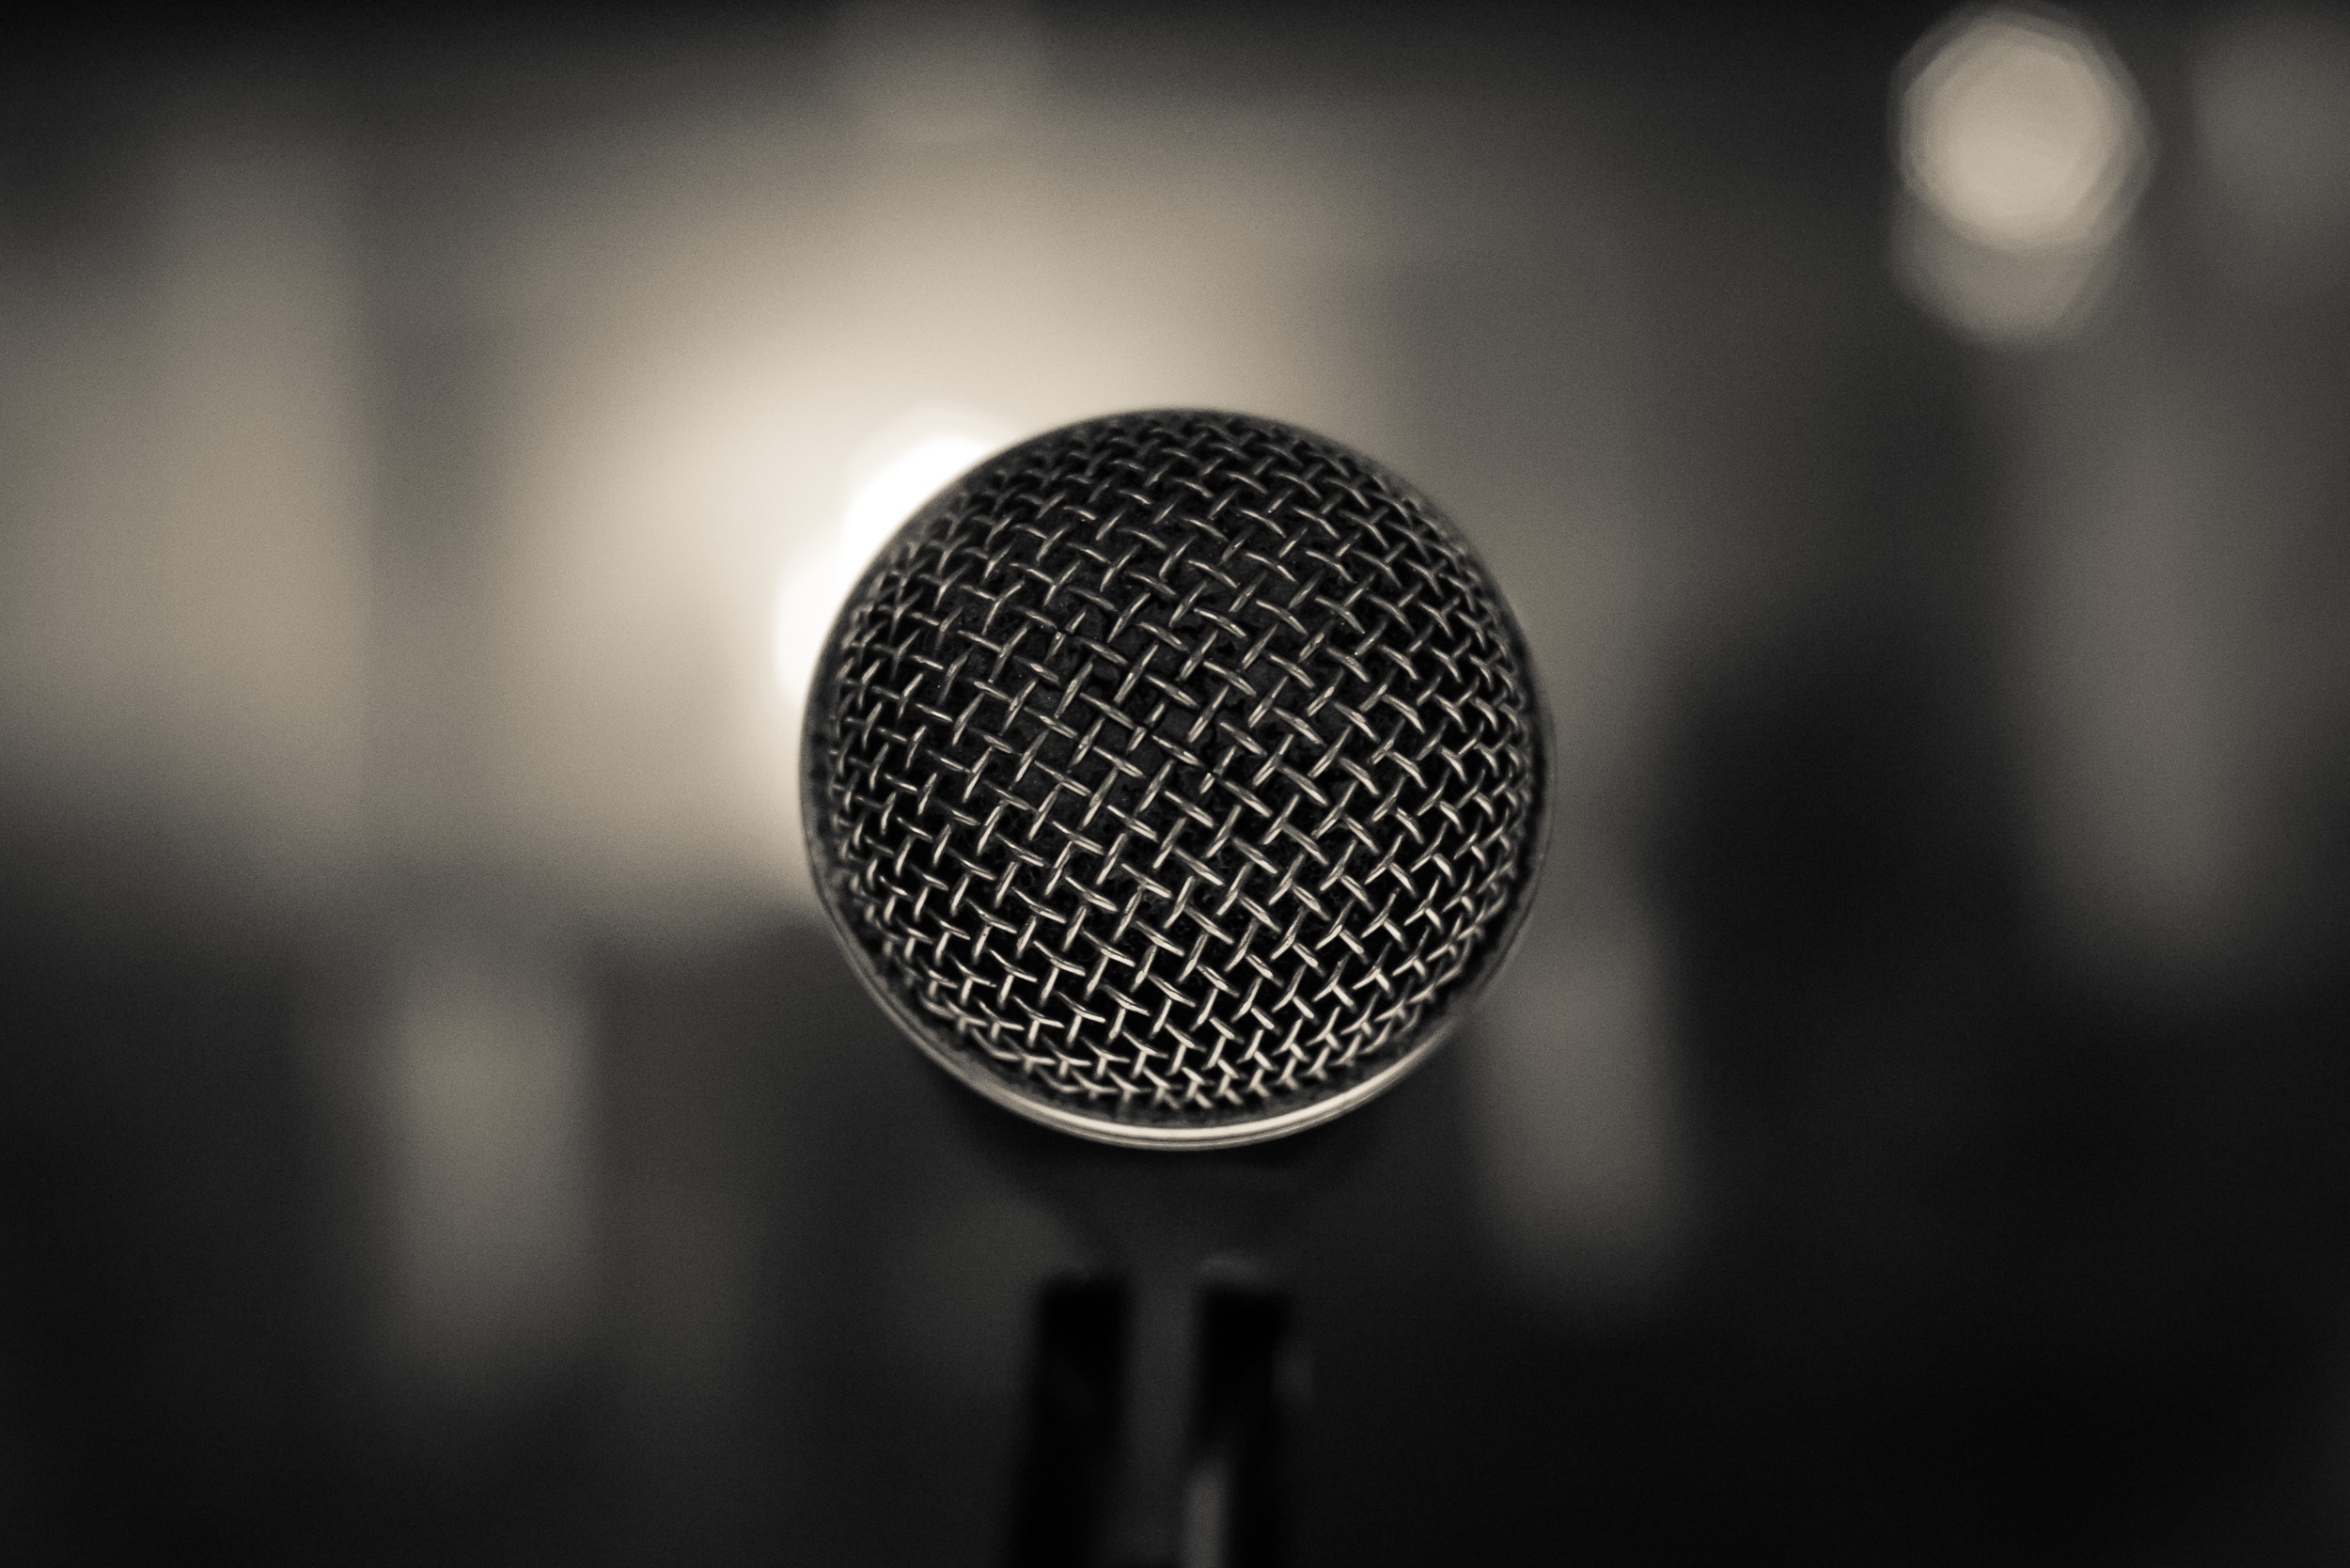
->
<box><xmin>5</xmin><ymin>4</ymin><xmax>2349</xmax><ymax>1564</ymax></box>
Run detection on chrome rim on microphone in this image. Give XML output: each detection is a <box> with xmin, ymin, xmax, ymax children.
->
<box><xmin>802</xmin><ymin>410</ymin><xmax>1550</xmax><ymax>1149</ymax></box>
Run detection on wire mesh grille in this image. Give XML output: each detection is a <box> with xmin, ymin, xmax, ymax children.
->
<box><xmin>805</xmin><ymin>411</ymin><xmax>1544</xmax><ymax>1141</ymax></box>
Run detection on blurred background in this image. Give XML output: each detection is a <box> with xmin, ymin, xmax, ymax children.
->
<box><xmin>5</xmin><ymin>1</ymin><xmax>2349</xmax><ymax>1560</ymax></box>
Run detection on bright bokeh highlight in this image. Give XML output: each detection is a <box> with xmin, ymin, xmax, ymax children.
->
<box><xmin>1892</xmin><ymin>6</ymin><xmax>2151</xmax><ymax>342</ymax></box>
<box><xmin>1902</xmin><ymin>9</ymin><xmax>2140</xmax><ymax>248</ymax></box>
<box><xmin>773</xmin><ymin>404</ymin><xmax>1019</xmax><ymax>704</ymax></box>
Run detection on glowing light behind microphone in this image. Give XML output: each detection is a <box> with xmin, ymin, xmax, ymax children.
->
<box><xmin>842</xmin><ymin>433</ymin><xmax>993</xmax><ymax>560</ymax></box>
<box><xmin>773</xmin><ymin>404</ymin><xmax>1018</xmax><ymax>703</ymax></box>
<box><xmin>1891</xmin><ymin>7</ymin><xmax>2151</xmax><ymax>344</ymax></box>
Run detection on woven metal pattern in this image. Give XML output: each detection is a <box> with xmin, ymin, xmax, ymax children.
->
<box><xmin>805</xmin><ymin>411</ymin><xmax>1544</xmax><ymax>1144</ymax></box>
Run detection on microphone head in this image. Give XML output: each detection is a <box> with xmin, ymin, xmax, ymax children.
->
<box><xmin>802</xmin><ymin>410</ymin><xmax>1549</xmax><ymax>1148</ymax></box>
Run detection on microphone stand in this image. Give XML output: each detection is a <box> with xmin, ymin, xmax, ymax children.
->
<box><xmin>951</xmin><ymin>1090</ymin><xmax>1376</xmax><ymax>1568</ymax></box>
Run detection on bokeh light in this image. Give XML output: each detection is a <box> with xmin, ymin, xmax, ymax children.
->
<box><xmin>772</xmin><ymin>402</ymin><xmax>1018</xmax><ymax>705</ymax></box>
<box><xmin>1892</xmin><ymin>6</ymin><xmax>2150</xmax><ymax>342</ymax></box>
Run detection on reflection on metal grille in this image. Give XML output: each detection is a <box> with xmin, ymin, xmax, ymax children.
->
<box><xmin>804</xmin><ymin>411</ymin><xmax>1546</xmax><ymax>1146</ymax></box>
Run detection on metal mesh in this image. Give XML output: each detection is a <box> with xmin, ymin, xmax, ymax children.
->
<box><xmin>805</xmin><ymin>411</ymin><xmax>1544</xmax><ymax>1141</ymax></box>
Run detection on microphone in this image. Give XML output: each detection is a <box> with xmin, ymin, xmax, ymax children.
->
<box><xmin>800</xmin><ymin>409</ymin><xmax>1549</xmax><ymax>1563</ymax></box>
<box><xmin>804</xmin><ymin>408</ymin><xmax>1549</xmax><ymax>1147</ymax></box>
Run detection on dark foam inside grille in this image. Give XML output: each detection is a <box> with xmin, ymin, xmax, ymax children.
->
<box><xmin>805</xmin><ymin>410</ymin><xmax>1544</xmax><ymax>1142</ymax></box>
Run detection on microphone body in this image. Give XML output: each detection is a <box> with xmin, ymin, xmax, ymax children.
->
<box><xmin>799</xmin><ymin>410</ymin><xmax>1550</xmax><ymax>1564</ymax></box>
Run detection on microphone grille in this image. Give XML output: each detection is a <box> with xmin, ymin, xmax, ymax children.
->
<box><xmin>803</xmin><ymin>411</ymin><xmax>1547</xmax><ymax>1147</ymax></box>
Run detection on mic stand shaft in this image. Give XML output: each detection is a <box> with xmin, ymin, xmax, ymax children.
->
<box><xmin>961</xmin><ymin>1093</ymin><xmax>1370</xmax><ymax>1568</ymax></box>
